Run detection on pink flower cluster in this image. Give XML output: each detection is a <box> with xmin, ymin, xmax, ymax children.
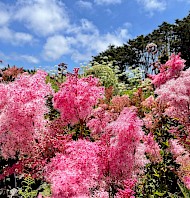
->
<box><xmin>143</xmin><ymin>113</ymin><xmax>154</xmax><ymax>129</ymax></box>
<box><xmin>110</xmin><ymin>95</ymin><xmax>130</xmax><ymax>112</ymax></box>
<box><xmin>45</xmin><ymin>107</ymin><xmax>147</xmax><ymax>197</ymax></box>
<box><xmin>0</xmin><ymin>70</ymin><xmax>53</xmax><ymax>159</ymax></box>
<box><xmin>169</xmin><ymin>139</ymin><xmax>190</xmax><ymax>189</ymax></box>
<box><xmin>141</xmin><ymin>95</ymin><xmax>155</xmax><ymax>109</ymax></box>
<box><xmin>155</xmin><ymin>68</ymin><xmax>190</xmax><ymax>131</ymax></box>
<box><xmin>53</xmin><ymin>69</ymin><xmax>104</xmax><ymax>125</ymax></box>
<box><xmin>149</xmin><ymin>54</ymin><xmax>186</xmax><ymax>87</ymax></box>
<box><xmin>100</xmin><ymin>107</ymin><xmax>146</xmax><ymax>181</ymax></box>
<box><xmin>45</xmin><ymin>139</ymin><xmax>100</xmax><ymax>198</ymax></box>
<box><xmin>116</xmin><ymin>179</ymin><xmax>137</xmax><ymax>198</ymax></box>
<box><xmin>87</xmin><ymin>107</ymin><xmax>113</xmax><ymax>136</ymax></box>
<box><xmin>184</xmin><ymin>176</ymin><xmax>190</xmax><ymax>190</ymax></box>
<box><xmin>143</xmin><ymin>133</ymin><xmax>162</xmax><ymax>163</ymax></box>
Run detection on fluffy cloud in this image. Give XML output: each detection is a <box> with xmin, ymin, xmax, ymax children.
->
<box><xmin>0</xmin><ymin>2</ymin><xmax>11</xmax><ymax>26</ymax></box>
<box><xmin>0</xmin><ymin>51</ymin><xmax>39</xmax><ymax>66</ymax></box>
<box><xmin>20</xmin><ymin>55</ymin><xmax>39</xmax><ymax>64</ymax></box>
<box><xmin>14</xmin><ymin>0</ymin><xmax>70</xmax><ymax>36</ymax></box>
<box><xmin>94</xmin><ymin>0</ymin><xmax>122</xmax><ymax>5</ymax></box>
<box><xmin>137</xmin><ymin>0</ymin><xmax>167</xmax><ymax>12</ymax></box>
<box><xmin>43</xmin><ymin>35</ymin><xmax>74</xmax><ymax>60</ymax></box>
<box><xmin>0</xmin><ymin>2</ymin><xmax>34</xmax><ymax>46</ymax></box>
<box><xmin>0</xmin><ymin>11</ymin><xmax>10</xmax><ymax>26</ymax></box>
<box><xmin>76</xmin><ymin>0</ymin><xmax>93</xmax><ymax>9</ymax></box>
<box><xmin>43</xmin><ymin>19</ymin><xmax>131</xmax><ymax>62</ymax></box>
<box><xmin>0</xmin><ymin>0</ymin><xmax>131</xmax><ymax>64</ymax></box>
<box><xmin>0</xmin><ymin>27</ymin><xmax>33</xmax><ymax>45</ymax></box>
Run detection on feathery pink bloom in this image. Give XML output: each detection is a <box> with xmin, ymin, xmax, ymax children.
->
<box><xmin>150</xmin><ymin>54</ymin><xmax>185</xmax><ymax>87</ymax></box>
<box><xmin>0</xmin><ymin>70</ymin><xmax>53</xmax><ymax>159</ymax></box>
<box><xmin>53</xmin><ymin>70</ymin><xmax>104</xmax><ymax>125</ymax></box>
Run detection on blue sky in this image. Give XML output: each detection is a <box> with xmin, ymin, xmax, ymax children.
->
<box><xmin>0</xmin><ymin>0</ymin><xmax>189</xmax><ymax>73</ymax></box>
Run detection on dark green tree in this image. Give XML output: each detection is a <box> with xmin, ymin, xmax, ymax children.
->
<box><xmin>91</xmin><ymin>11</ymin><xmax>190</xmax><ymax>82</ymax></box>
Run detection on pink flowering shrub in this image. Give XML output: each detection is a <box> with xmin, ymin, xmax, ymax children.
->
<box><xmin>87</xmin><ymin>107</ymin><xmax>114</xmax><ymax>137</ymax></box>
<box><xmin>0</xmin><ymin>70</ymin><xmax>53</xmax><ymax>159</ymax></box>
<box><xmin>143</xmin><ymin>113</ymin><xmax>154</xmax><ymax>129</ymax></box>
<box><xmin>53</xmin><ymin>69</ymin><xmax>104</xmax><ymax>125</ymax></box>
<box><xmin>184</xmin><ymin>176</ymin><xmax>190</xmax><ymax>190</ymax></box>
<box><xmin>149</xmin><ymin>54</ymin><xmax>186</xmax><ymax>87</ymax></box>
<box><xmin>110</xmin><ymin>95</ymin><xmax>130</xmax><ymax>112</ymax></box>
<box><xmin>2</xmin><ymin>60</ymin><xmax>189</xmax><ymax>197</ymax></box>
<box><xmin>155</xmin><ymin>68</ymin><xmax>190</xmax><ymax>133</ymax></box>
<box><xmin>44</xmin><ymin>139</ymin><xmax>100</xmax><ymax>198</ymax></box>
<box><xmin>45</xmin><ymin>106</ymin><xmax>147</xmax><ymax>197</ymax></box>
<box><xmin>169</xmin><ymin>139</ymin><xmax>190</xmax><ymax>189</ymax></box>
<box><xmin>98</xmin><ymin>107</ymin><xmax>147</xmax><ymax>184</ymax></box>
<box><xmin>116</xmin><ymin>179</ymin><xmax>137</xmax><ymax>198</ymax></box>
<box><xmin>143</xmin><ymin>133</ymin><xmax>162</xmax><ymax>163</ymax></box>
<box><xmin>141</xmin><ymin>95</ymin><xmax>155</xmax><ymax>109</ymax></box>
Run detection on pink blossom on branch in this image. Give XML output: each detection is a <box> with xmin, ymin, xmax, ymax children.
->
<box><xmin>45</xmin><ymin>107</ymin><xmax>147</xmax><ymax>197</ymax></box>
<box><xmin>184</xmin><ymin>176</ymin><xmax>190</xmax><ymax>190</ymax></box>
<box><xmin>53</xmin><ymin>69</ymin><xmax>104</xmax><ymax>125</ymax></box>
<box><xmin>143</xmin><ymin>113</ymin><xmax>154</xmax><ymax>130</ymax></box>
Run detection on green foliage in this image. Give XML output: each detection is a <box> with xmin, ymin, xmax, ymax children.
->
<box><xmin>137</xmin><ymin>117</ymin><xmax>184</xmax><ymax>197</ymax></box>
<box><xmin>84</xmin><ymin>60</ymin><xmax>127</xmax><ymax>95</ymax></box>
<box><xmin>178</xmin><ymin>182</ymin><xmax>190</xmax><ymax>198</ymax></box>
<box><xmin>123</xmin><ymin>73</ymin><xmax>153</xmax><ymax>99</ymax></box>
<box><xmin>91</xmin><ymin>44</ymin><xmax>138</xmax><ymax>79</ymax></box>
<box><xmin>92</xmin><ymin>12</ymin><xmax>190</xmax><ymax>78</ymax></box>
<box><xmin>125</xmin><ymin>66</ymin><xmax>143</xmax><ymax>90</ymax></box>
<box><xmin>18</xmin><ymin>176</ymin><xmax>51</xmax><ymax>198</ymax></box>
<box><xmin>46</xmin><ymin>75</ymin><xmax>60</xmax><ymax>92</ymax></box>
<box><xmin>18</xmin><ymin>176</ymin><xmax>38</xmax><ymax>198</ymax></box>
<box><xmin>38</xmin><ymin>182</ymin><xmax>51</xmax><ymax>197</ymax></box>
<box><xmin>86</xmin><ymin>64</ymin><xmax>118</xmax><ymax>88</ymax></box>
<box><xmin>46</xmin><ymin>74</ymin><xmax>66</xmax><ymax>92</ymax></box>
<box><xmin>44</xmin><ymin>95</ymin><xmax>60</xmax><ymax>121</ymax></box>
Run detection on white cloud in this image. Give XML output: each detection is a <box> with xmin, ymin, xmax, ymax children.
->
<box><xmin>15</xmin><ymin>0</ymin><xmax>70</xmax><ymax>36</ymax></box>
<box><xmin>0</xmin><ymin>2</ymin><xmax>11</xmax><ymax>26</ymax></box>
<box><xmin>76</xmin><ymin>0</ymin><xmax>93</xmax><ymax>9</ymax></box>
<box><xmin>0</xmin><ymin>27</ymin><xmax>33</xmax><ymax>45</ymax></box>
<box><xmin>43</xmin><ymin>35</ymin><xmax>74</xmax><ymax>60</ymax></box>
<box><xmin>74</xmin><ymin>21</ymin><xmax>131</xmax><ymax>52</ymax></box>
<box><xmin>20</xmin><ymin>55</ymin><xmax>39</xmax><ymax>64</ymax></box>
<box><xmin>73</xmin><ymin>25</ymin><xmax>131</xmax><ymax>62</ymax></box>
<box><xmin>137</xmin><ymin>0</ymin><xmax>167</xmax><ymax>12</ymax></box>
<box><xmin>0</xmin><ymin>2</ymin><xmax>34</xmax><ymax>46</ymax></box>
<box><xmin>43</xmin><ymin>18</ymin><xmax>131</xmax><ymax>63</ymax></box>
<box><xmin>79</xmin><ymin>19</ymin><xmax>99</xmax><ymax>33</ymax></box>
<box><xmin>94</xmin><ymin>0</ymin><xmax>122</xmax><ymax>5</ymax></box>
<box><xmin>0</xmin><ymin>51</ymin><xmax>39</xmax><ymax>66</ymax></box>
<box><xmin>0</xmin><ymin>1</ymin><xmax>131</xmax><ymax>64</ymax></box>
<box><xmin>0</xmin><ymin>11</ymin><xmax>10</xmax><ymax>26</ymax></box>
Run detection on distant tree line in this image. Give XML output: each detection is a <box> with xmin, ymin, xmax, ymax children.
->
<box><xmin>91</xmin><ymin>11</ymin><xmax>190</xmax><ymax>81</ymax></box>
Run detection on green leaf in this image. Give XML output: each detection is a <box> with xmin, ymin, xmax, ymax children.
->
<box><xmin>178</xmin><ymin>182</ymin><xmax>190</xmax><ymax>198</ymax></box>
<box><xmin>154</xmin><ymin>191</ymin><xmax>166</xmax><ymax>196</ymax></box>
<box><xmin>153</xmin><ymin>173</ymin><xmax>160</xmax><ymax>177</ymax></box>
